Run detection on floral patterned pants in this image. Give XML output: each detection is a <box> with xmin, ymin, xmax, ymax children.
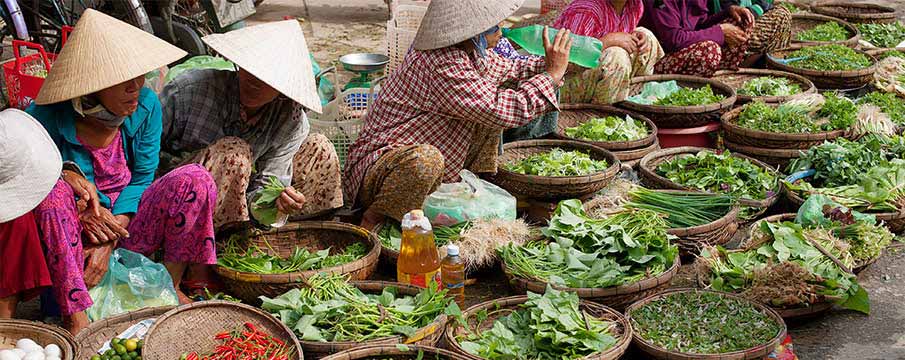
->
<box><xmin>655</xmin><ymin>38</ymin><xmax>749</xmax><ymax>77</ymax></box>
<box><xmin>358</xmin><ymin>145</ymin><xmax>445</xmax><ymax>222</ymax></box>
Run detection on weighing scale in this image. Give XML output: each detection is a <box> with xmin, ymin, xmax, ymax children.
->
<box><xmin>339</xmin><ymin>53</ymin><xmax>390</xmax><ymax>90</ymax></box>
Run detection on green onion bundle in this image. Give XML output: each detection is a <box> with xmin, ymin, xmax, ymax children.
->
<box><xmin>626</xmin><ymin>188</ymin><xmax>735</xmax><ymax>228</ymax></box>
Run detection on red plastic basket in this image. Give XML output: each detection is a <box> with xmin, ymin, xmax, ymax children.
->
<box><xmin>3</xmin><ymin>26</ymin><xmax>71</xmax><ymax>109</ymax></box>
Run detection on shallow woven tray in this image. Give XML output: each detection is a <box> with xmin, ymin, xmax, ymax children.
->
<box><xmin>720</xmin><ymin>104</ymin><xmax>849</xmax><ymax>149</ymax></box>
<box><xmin>300</xmin><ymin>281</ymin><xmax>448</xmax><ymax>359</ymax></box>
<box><xmin>0</xmin><ymin>319</ymin><xmax>77</xmax><ymax>359</ymax></box>
<box><xmin>142</xmin><ymin>301</ymin><xmax>303</xmax><ymax>360</ymax></box>
<box><xmin>791</xmin><ymin>13</ymin><xmax>861</xmax><ymax>48</ymax></box>
<box><xmin>617</xmin><ymin>75</ymin><xmax>737</xmax><ymax>129</ymax></box>
<box><xmin>489</xmin><ymin>139</ymin><xmax>621</xmax><ymax>200</ymax></box>
<box><xmin>722</xmin><ymin>140</ymin><xmax>804</xmax><ymax>170</ymax></box>
<box><xmin>812</xmin><ymin>2</ymin><xmax>897</xmax><ymax>24</ymax></box>
<box><xmin>75</xmin><ymin>306</ymin><xmax>173</xmax><ymax>358</ymax></box>
<box><xmin>320</xmin><ymin>344</ymin><xmax>464</xmax><ymax>360</ymax></box>
<box><xmin>766</xmin><ymin>45</ymin><xmax>877</xmax><ymax>90</ymax></box>
<box><xmin>445</xmin><ymin>295</ymin><xmax>632</xmax><ymax>360</ymax></box>
<box><xmin>556</xmin><ymin>103</ymin><xmax>658</xmax><ymax>151</ymax></box>
<box><xmin>614</xmin><ymin>138</ymin><xmax>660</xmax><ymax>169</ymax></box>
<box><xmin>783</xmin><ymin>182</ymin><xmax>905</xmax><ymax>233</ymax></box>
<box><xmin>625</xmin><ymin>288</ymin><xmax>787</xmax><ymax>360</ymax></box>
<box><xmin>215</xmin><ymin>221</ymin><xmax>381</xmax><ymax>304</ymax></box>
<box><xmin>712</xmin><ymin>68</ymin><xmax>816</xmax><ymax>104</ymax></box>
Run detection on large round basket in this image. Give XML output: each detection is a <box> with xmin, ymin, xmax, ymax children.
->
<box><xmin>616</xmin><ymin>138</ymin><xmax>660</xmax><ymax>169</ymax></box>
<box><xmin>783</xmin><ymin>182</ymin><xmax>905</xmax><ymax>233</ymax></box>
<box><xmin>766</xmin><ymin>45</ymin><xmax>877</xmax><ymax>90</ymax></box>
<box><xmin>722</xmin><ymin>140</ymin><xmax>803</xmax><ymax>169</ymax></box>
<box><xmin>321</xmin><ymin>345</ymin><xmax>464</xmax><ymax>360</ymax></box>
<box><xmin>142</xmin><ymin>301</ymin><xmax>303</xmax><ymax>360</ymax></box>
<box><xmin>444</xmin><ymin>295</ymin><xmax>632</xmax><ymax>360</ymax></box>
<box><xmin>300</xmin><ymin>281</ymin><xmax>448</xmax><ymax>359</ymax></box>
<box><xmin>712</xmin><ymin>68</ymin><xmax>816</xmax><ymax>104</ymax></box>
<box><xmin>75</xmin><ymin>306</ymin><xmax>173</xmax><ymax>358</ymax></box>
<box><xmin>489</xmin><ymin>139</ymin><xmax>621</xmax><ymax>200</ymax></box>
<box><xmin>0</xmin><ymin>319</ymin><xmax>77</xmax><ymax>360</ymax></box>
<box><xmin>720</xmin><ymin>104</ymin><xmax>848</xmax><ymax>149</ymax></box>
<box><xmin>625</xmin><ymin>289</ymin><xmax>787</xmax><ymax>360</ymax></box>
<box><xmin>618</xmin><ymin>75</ymin><xmax>737</xmax><ymax>129</ymax></box>
<box><xmin>215</xmin><ymin>221</ymin><xmax>381</xmax><ymax>304</ymax></box>
<box><xmin>812</xmin><ymin>2</ymin><xmax>897</xmax><ymax>24</ymax></box>
<box><xmin>791</xmin><ymin>13</ymin><xmax>861</xmax><ymax>48</ymax></box>
<box><xmin>638</xmin><ymin>147</ymin><xmax>781</xmax><ymax>220</ymax></box>
<box><xmin>556</xmin><ymin>104</ymin><xmax>658</xmax><ymax>151</ymax></box>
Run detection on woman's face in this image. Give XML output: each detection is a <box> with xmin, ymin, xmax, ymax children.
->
<box><xmin>96</xmin><ymin>76</ymin><xmax>144</xmax><ymax>116</ymax></box>
<box><xmin>485</xmin><ymin>25</ymin><xmax>503</xmax><ymax>49</ymax></box>
<box><xmin>239</xmin><ymin>68</ymin><xmax>279</xmax><ymax>109</ymax></box>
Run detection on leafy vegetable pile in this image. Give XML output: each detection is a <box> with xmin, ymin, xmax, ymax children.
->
<box><xmin>788</xmin><ymin>138</ymin><xmax>887</xmax><ymax>188</ymax></box>
<box><xmin>218</xmin><ymin>235</ymin><xmax>368</xmax><ymax>274</ymax></box>
<box><xmin>858</xmin><ymin>91</ymin><xmax>905</xmax><ymax>125</ymax></box>
<box><xmin>856</xmin><ymin>22</ymin><xmax>905</xmax><ymax>48</ymax></box>
<box><xmin>261</xmin><ymin>273</ymin><xmax>458</xmax><ymax>342</ymax></box>
<box><xmin>500</xmin><ymin>200</ymin><xmax>677</xmax><ymax>289</ymax></box>
<box><xmin>251</xmin><ymin>176</ymin><xmax>286</xmax><ymax>226</ymax></box>
<box><xmin>626</xmin><ymin>188</ymin><xmax>735</xmax><ymax>228</ymax></box>
<box><xmin>504</xmin><ymin>148</ymin><xmax>609</xmax><ymax>177</ymax></box>
<box><xmin>653</xmin><ymin>84</ymin><xmax>725</xmax><ymax>106</ymax></box>
<box><xmin>630</xmin><ymin>291</ymin><xmax>782</xmax><ymax>354</ymax></box>
<box><xmin>737</xmin><ymin>76</ymin><xmax>802</xmax><ymax>97</ymax></box>
<box><xmin>879</xmin><ymin>50</ymin><xmax>905</xmax><ymax>60</ymax></box>
<box><xmin>787</xmin><ymin>158</ymin><xmax>905</xmax><ymax>213</ymax></box>
<box><xmin>785</xmin><ymin>45</ymin><xmax>872</xmax><ymax>71</ymax></box>
<box><xmin>796</xmin><ymin>21</ymin><xmax>850</xmax><ymax>42</ymax></box>
<box><xmin>564</xmin><ymin>115</ymin><xmax>648</xmax><ymax>142</ymax></box>
<box><xmin>458</xmin><ymin>287</ymin><xmax>617</xmax><ymax>360</ymax></box>
<box><xmin>656</xmin><ymin>151</ymin><xmax>777</xmax><ymax>201</ymax></box>
<box><xmin>779</xmin><ymin>2</ymin><xmax>803</xmax><ymax>13</ymax></box>
<box><xmin>736</xmin><ymin>93</ymin><xmax>856</xmax><ymax>133</ymax></box>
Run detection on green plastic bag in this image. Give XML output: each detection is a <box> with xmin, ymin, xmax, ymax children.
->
<box><xmin>86</xmin><ymin>249</ymin><xmax>179</xmax><ymax>322</ymax></box>
<box><xmin>626</xmin><ymin>80</ymin><xmax>680</xmax><ymax>105</ymax></box>
<box><xmin>795</xmin><ymin>194</ymin><xmax>877</xmax><ymax>228</ymax></box>
<box><xmin>164</xmin><ymin>55</ymin><xmax>236</xmax><ymax>84</ymax></box>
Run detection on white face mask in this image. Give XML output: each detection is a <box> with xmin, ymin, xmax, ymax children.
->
<box><xmin>72</xmin><ymin>96</ymin><xmax>127</xmax><ymax>128</ymax></box>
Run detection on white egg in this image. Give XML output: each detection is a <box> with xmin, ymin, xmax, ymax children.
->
<box><xmin>0</xmin><ymin>349</ymin><xmax>20</xmax><ymax>360</ymax></box>
<box><xmin>22</xmin><ymin>351</ymin><xmax>44</xmax><ymax>360</ymax></box>
<box><xmin>10</xmin><ymin>349</ymin><xmax>26</xmax><ymax>359</ymax></box>
<box><xmin>41</xmin><ymin>345</ymin><xmax>59</xmax><ymax>359</ymax></box>
<box><xmin>14</xmin><ymin>340</ymin><xmax>40</xmax><ymax>353</ymax></box>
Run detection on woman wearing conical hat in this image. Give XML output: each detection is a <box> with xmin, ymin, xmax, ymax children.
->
<box><xmin>25</xmin><ymin>9</ymin><xmax>217</xmax><ymax>335</ymax></box>
<box><xmin>345</xmin><ymin>0</ymin><xmax>573</xmax><ymax>230</ymax></box>
<box><xmin>158</xmin><ymin>20</ymin><xmax>343</xmax><ymax>232</ymax></box>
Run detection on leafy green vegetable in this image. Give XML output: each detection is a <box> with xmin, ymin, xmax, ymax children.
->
<box><xmin>737</xmin><ymin>100</ymin><xmax>819</xmax><ymax>133</ymax></box>
<box><xmin>504</xmin><ymin>148</ymin><xmax>609</xmax><ymax>177</ymax></box>
<box><xmin>564</xmin><ymin>115</ymin><xmax>648</xmax><ymax>142</ymax></box>
<box><xmin>818</xmin><ymin>92</ymin><xmax>858</xmax><ymax>130</ymax></box>
<box><xmin>630</xmin><ymin>291</ymin><xmax>782</xmax><ymax>354</ymax></box>
<box><xmin>796</xmin><ymin>21</ymin><xmax>850</xmax><ymax>42</ymax></box>
<box><xmin>218</xmin><ymin>235</ymin><xmax>368</xmax><ymax>274</ymax></box>
<box><xmin>787</xmin><ymin>159</ymin><xmax>905</xmax><ymax>213</ymax></box>
<box><xmin>778</xmin><ymin>2</ymin><xmax>803</xmax><ymax>13</ymax></box>
<box><xmin>856</xmin><ymin>22</ymin><xmax>905</xmax><ymax>48</ymax></box>
<box><xmin>737</xmin><ymin>76</ymin><xmax>802</xmax><ymax>97</ymax></box>
<box><xmin>859</xmin><ymin>91</ymin><xmax>905</xmax><ymax>125</ymax></box>
<box><xmin>251</xmin><ymin>176</ymin><xmax>286</xmax><ymax>226</ymax></box>
<box><xmin>626</xmin><ymin>188</ymin><xmax>735</xmax><ymax>228</ymax></box>
<box><xmin>377</xmin><ymin>221</ymin><xmax>468</xmax><ymax>251</ymax></box>
<box><xmin>458</xmin><ymin>287</ymin><xmax>617</xmax><ymax>360</ymax></box>
<box><xmin>653</xmin><ymin>84</ymin><xmax>725</xmax><ymax>106</ymax></box>
<box><xmin>786</xmin><ymin>44</ymin><xmax>872</xmax><ymax>71</ymax></box>
<box><xmin>788</xmin><ymin>138</ymin><xmax>887</xmax><ymax>188</ymax></box>
<box><xmin>656</xmin><ymin>150</ymin><xmax>778</xmax><ymax>201</ymax></box>
<box><xmin>878</xmin><ymin>50</ymin><xmax>905</xmax><ymax>60</ymax></box>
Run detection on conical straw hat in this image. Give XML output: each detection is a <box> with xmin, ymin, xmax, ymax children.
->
<box><xmin>36</xmin><ymin>9</ymin><xmax>187</xmax><ymax>105</ymax></box>
<box><xmin>202</xmin><ymin>20</ymin><xmax>322</xmax><ymax>113</ymax></box>
<box><xmin>412</xmin><ymin>0</ymin><xmax>525</xmax><ymax>51</ymax></box>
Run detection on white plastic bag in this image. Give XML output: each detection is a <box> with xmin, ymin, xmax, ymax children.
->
<box><xmin>422</xmin><ymin>170</ymin><xmax>516</xmax><ymax>226</ymax></box>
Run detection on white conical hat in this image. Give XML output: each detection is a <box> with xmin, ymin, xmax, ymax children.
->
<box><xmin>0</xmin><ymin>109</ymin><xmax>62</xmax><ymax>222</ymax></box>
<box><xmin>36</xmin><ymin>9</ymin><xmax>187</xmax><ymax>105</ymax></box>
<box><xmin>412</xmin><ymin>0</ymin><xmax>525</xmax><ymax>51</ymax></box>
<box><xmin>202</xmin><ymin>20</ymin><xmax>322</xmax><ymax>113</ymax></box>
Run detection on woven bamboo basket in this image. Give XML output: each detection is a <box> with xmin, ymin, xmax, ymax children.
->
<box><xmin>617</xmin><ymin>75</ymin><xmax>737</xmax><ymax>129</ymax></box>
<box><xmin>0</xmin><ymin>319</ymin><xmax>77</xmax><ymax>359</ymax></box>
<box><xmin>300</xmin><ymin>281</ymin><xmax>448</xmax><ymax>359</ymax></box>
<box><xmin>625</xmin><ymin>289</ymin><xmax>787</xmax><ymax>360</ymax></box>
<box><xmin>556</xmin><ymin>103</ymin><xmax>658</xmax><ymax>151</ymax></box>
<box><xmin>321</xmin><ymin>345</ymin><xmax>464</xmax><ymax>360</ymax></box>
<box><xmin>215</xmin><ymin>221</ymin><xmax>381</xmax><ymax>304</ymax></box>
<box><xmin>75</xmin><ymin>306</ymin><xmax>173</xmax><ymax>358</ymax></box>
<box><xmin>722</xmin><ymin>140</ymin><xmax>803</xmax><ymax>169</ymax></box>
<box><xmin>812</xmin><ymin>2</ymin><xmax>897</xmax><ymax>24</ymax></box>
<box><xmin>142</xmin><ymin>301</ymin><xmax>303</xmax><ymax>360</ymax></box>
<box><xmin>444</xmin><ymin>295</ymin><xmax>632</xmax><ymax>360</ymax></box>
<box><xmin>614</xmin><ymin>138</ymin><xmax>660</xmax><ymax>169</ymax></box>
<box><xmin>712</xmin><ymin>68</ymin><xmax>816</xmax><ymax>104</ymax></box>
<box><xmin>766</xmin><ymin>45</ymin><xmax>877</xmax><ymax>90</ymax></box>
<box><xmin>783</xmin><ymin>181</ymin><xmax>905</xmax><ymax>233</ymax></box>
<box><xmin>720</xmin><ymin>104</ymin><xmax>848</xmax><ymax>149</ymax></box>
<box><xmin>489</xmin><ymin>139</ymin><xmax>621</xmax><ymax>200</ymax></box>
<box><xmin>791</xmin><ymin>13</ymin><xmax>861</xmax><ymax>48</ymax></box>
<box><xmin>638</xmin><ymin>147</ymin><xmax>781</xmax><ymax>220</ymax></box>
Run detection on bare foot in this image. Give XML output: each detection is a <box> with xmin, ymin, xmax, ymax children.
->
<box><xmin>360</xmin><ymin>208</ymin><xmax>385</xmax><ymax>231</ymax></box>
<box><xmin>63</xmin><ymin>312</ymin><xmax>90</xmax><ymax>336</ymax></box>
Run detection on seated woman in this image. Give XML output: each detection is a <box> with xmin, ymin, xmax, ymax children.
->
<box><xmin>344</xmin><ymin>0</ymin><xmax>572</xmax><ymax>230</ymax></box>
<box><xmin>712</xmin><ymin>0</ymin><xmax>791</xmax><ymax>55</ymax></box>
<box><xmin>159</xmin><ymin>20</ymin><xmax>342</xmax><ymax>231</ymax></box>
<box><xmin>26</xmin><ymin>10</ymin><xmax>217</xmax><ymax>335</ymax></box>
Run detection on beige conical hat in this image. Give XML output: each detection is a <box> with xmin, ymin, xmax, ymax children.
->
<box><xmin>36</xmin><ymin>9</ymin><xmax>187</xmax><ymax>105</ymax></box>
<box><xmin>412</xmin><ymin>0</ymin><xmax>525</xmax><ymax>51</ymax></box>
<box><xmin>202</xmin><ymin>20</ymin><xmax>321</xmax><ymax>113</ymax></box>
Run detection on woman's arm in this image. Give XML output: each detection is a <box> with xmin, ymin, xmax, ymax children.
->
<box><xmin>113</xmin><ymin>92</ymin><xmax>161</xmax><ymax>215</ymax></box>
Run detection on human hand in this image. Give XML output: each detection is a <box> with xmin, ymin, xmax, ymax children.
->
<box><xmin>602</xmin><ymin>32</ymin><xmax>638</xmax><ymax>55</ymax></box>
<box><xmin>729</xmin><ymin>5</ymin><xmax>755</xmax><ymax>29</ymax></box>
<box><xmin>543</xmin><ymin>26</ymin><xmax>573</xmax><ymax>85</ymax></box>
<box><xmin>114</xmin><ymin>214</ymin><xmax>131</xmax><ymax>230</ymax></box>
<box><xmin>82</xmin><ymin>243</ymin><xmax>114</xmax><ymax>288</ymax></box>
<box><xmin>62</xmin><ymin>170</ymin><xmax>100</xmax><ymax>217</ymax></box>
<box><xmin>720</xmin><ymin>22</ymin><xmax>749</xmax><ymax>48</ymax></box>
<box><xmin>80</xmin><ymin>207</ymin><xmax>129</xmax><ymax>244</ymax></box>
<box><xmin>632</xmin><ymin>30</ymin><xmax>650</xmax><ymax>54</ymax></box>
<box><xmin>275</xmin><ymin>186</ymin><xmax>306</xmax><ymax>215</ymax></box>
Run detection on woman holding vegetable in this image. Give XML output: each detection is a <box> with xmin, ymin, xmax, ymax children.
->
<box><xmin>710</xmin><ymin>0</ymin><xmax>792</xmax><ymax>55</ymax></box>
<box><xmin>344</xmin><ymin>0</ymin><xmax>573</xmax><ymax>230</ymax></box>
<box><xmin>26</xmin><ymin>10</ymin><xmax>217</xmax><ymax>335</ymax></box>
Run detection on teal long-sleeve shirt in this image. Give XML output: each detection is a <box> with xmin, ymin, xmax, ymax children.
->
<box><xmin>26</xmin><ymin>87</ymin><xmax>162</xmax><ymax>215</ymax></box>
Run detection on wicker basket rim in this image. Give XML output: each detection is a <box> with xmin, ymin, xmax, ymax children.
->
<box><xmin>74</xmin><ymin>306</ymin><xmax>174</xmax><ymax>356</ymax></box>
<box><xmin>495</xmin><ymin>139</ymin><xmax>622</xmax><ymax>183</ymax></box>
<box><xmin>502</xmin><ymin>252</ymin><xmax>681</xmax><ymax>294</ymax></box>
<box><xmin>0</xmin><ymin>319</ymin><xmax>78</xmax><ymax>359</ymax></box>
<box><xmin>812</xmin><ymin>1</ymin><xmax>897</xmax><ymax>19</ymax></box>
<box><xmin>722</xmin><ymin>140</ymin><xmax>808</xmax><ymax>157</ymax></box>
<box><xmin>319</xmin><ymin>344</ymin><xmax>463</xmax><ymax>360</ymax></box>
<box><xmin>557</xmin><ymin>103</ymin><xmax>659</xmax><ymax>149</ymax></box>
<box><xmin>790</xmin><ymin>13</ymin><xmax>861</xmax><ymax>45</ymax></box>
<box><xmin>711</xmin><ymin>68</ymin><xmax>817</xmax><ymax>103</ymax></box>
<box><xmin>766</xmin><ymin>45</ymin><xmax>878</xmax><ymax>77</ymax></box>
<box><xmin>720</xmin><ymin>105</ymin><xmax>849</xmax><ymax>140</ymax></box>
<box><xmin>618</xmin><ymin>75</ymin><xmax>737</xmax><ymax>113</ymax></box>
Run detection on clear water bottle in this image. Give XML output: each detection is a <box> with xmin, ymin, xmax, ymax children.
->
<box><xmin>502</xmin><ymin>25</ymin><xmax>603</xmax><ymax>68</ymax></box>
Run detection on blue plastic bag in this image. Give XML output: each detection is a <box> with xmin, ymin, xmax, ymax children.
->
<box><xmin>86</xmin><ymin>249</ymin><xmax>179</xmax><ymax>321</ymax></box>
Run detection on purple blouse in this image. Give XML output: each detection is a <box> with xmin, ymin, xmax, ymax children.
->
<box><xmin>78</xmin><ymin>132</ymin><xmax>132</xmax><ymax>206</ymax></box>
<box><xmin>640</xmin><ymin>0</ymin><xmax>730</xmax><ymax>52</ymax></box>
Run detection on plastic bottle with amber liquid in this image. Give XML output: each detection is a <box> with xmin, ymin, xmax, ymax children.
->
<box><xmin>441</xmin><ymin>244</ymin><xmax>465</xmax><ymax>307</ymax></box>
<box><xmin>397</xmin><ymin>210</ymin><xmax>441</xmax><ymax>288</ymax></box>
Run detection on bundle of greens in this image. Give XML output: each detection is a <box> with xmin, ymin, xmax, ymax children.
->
<box><xmin>796</xmin><ymin>21</ymin><xmax>850</xmax><ymax>42</ymax></box>
<box><xmin>217</xmin><ymin>236</ymin><xmax>368</xmax><ymax>274</ymax></box>
<box><xmin>818</xmin><ymin>91</ymin><xmax>858</xmax><ymax>129</ymax></box>
<box><xmin>250</xmin><ymin>176</ymin><xmax>286</xmax><ymax>226</ymax></box>
<box><xmin>787</xmin><ymin>138</ymin><xmax>886</xmax><ymax>188</ymax></box>
<box><xmin>785</xmin><ymin>44</ymin><xmax>872</xmax><ymax>71</ymax></box>
<box><xmin>858</xmin><ymin>91</ymin><xmax>905</xmax><ymax>125</ymax></box>
<box><xmin>655</xmin><ymin>150</ymin><xmax>778</xmax><ymax>201</ymax></box>
<box><xmin>626</xmin><ymin>188</ymin><xmax>735</xmax><ymax>228</ymax></box>
<box><xmin>737</xmin><ymin>100</ymin><xmax>819</xmax><ymax>133</ymax></box>
<box><xmin>653</xmin><ymin>84</ymin><xmax>725</xmax><ymax>106</ymax></box>
<box><xmin>504</xmin><ymin>148</ymin><xmax>609</xmax><ymax>177</ymax></box>
<box><xmin>377</xmin><ymin>221</ymin><xmax>469</xmax><ymax>251</ymax></box>
<box><xmin>458</xmin><ymin>287</ymin><xmax>617</xmax><ymax>360</ymax></box>
<box><xmin>879</xmin><ymin>50</ymin><xmax>905</xmax><ymax>60</ymax></box>
<box><xmin>856</xmin><ymin>22</ymin><xmax>905</xmax><ymax>48</ymax></box>
<box><xmin>786</xmin><ymin>159</ymin><xmax>905</xmax><ymax>213</ymax></box>
<box><xmin>260</xmin><ymin>273</ymin><xmax>458</xmax><ymax>342</ymax></box>
<box><xmin>564</xmin><ymin>115</ymin><xmax>649</xmax><ymax>142</ymax></box>
<box><xmin>737</xmin><ymin>76</ymin><xmax>802</xmax><ymax>97</ymax></box>
<box><xmin>499</xmin><ymin>200</ymin><xmax>677</xmax><ymax>289</ymax></box>
<box><xmin>630</xmin><ymin>291</ymin><xmax>782</xmax><ymax>354</ymax></box>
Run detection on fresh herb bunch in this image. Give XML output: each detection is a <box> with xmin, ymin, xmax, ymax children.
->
<box><xmin>504</xmin><ymin>148</ymin><xmax>609</xmax><ymax>177</ymax></box>
<box><xmin>564</xmin><ymin>115</ymin><xmax>648</xmax><ymax>142</ymax></box>
<box><xmin>788</xmin><ymin>138</ymin><xmax>886</xmax><ymax>188</ymax></box>
<box><xmin>737</xmin><ymin>101</ymin><xmax>820</xmax><ymax>133</ymax></box>
<box><xmin>796</xmin><ymin>21</ymin><xmax>850</xmax><ymax>42</ymax></box>
<box><xmin>377</xmin><ymin>221</ymin><xmax>469</xmax><ymax>250</ymax></box>
<box><xmin>859</xmin><ymin>91</ymin><xmax>905</xmax><ymax>125</ymax></box>
<box><xmin>786</xmin><ymin>44</ymin><xmax>872</xmax><ymax>71</ymax></box>
<box><xmin>737</xmin><ymin>76</ymin><xmax>802</xmax><ymax>97</ymax></box>
<box><xmin>459</xmin><ymin>287</ymin><xmax>617</xmax><ymax>360</ymax></box>
<box><xmin>656</xmin><ymin>151</ymin><xmax>778</xmax><ymax>200</ymax></box>
<box><xmin>818</xmin><ymin>92</ymin><xmax>858</xmax><ymax>130</ymax></box>
<box><xmin>251</xmin><ymin>176</ymin><xmax>286</xmax><ymax>226</ymax></box>
<box><xmin>856</xmin><ymin>22</ymin><xmax>905</xmax><ymax>48</ymax></box>
<box><xmin>630</xmin><ymin>291</ymin><xmax>782</xmax><ymax>354</ymax></box>
<box><xmin>261</xmin><ymin>273</ymin><xmax>459</xmax><ymax>342</ymax></box>
<box><xmin>626</xmin><ymin>188</ymin><xmax>735</xmax><ymax>228</ymax></box>
<box><xmin>653</xmin><ymin>84</ymin><xmax>725</xmax><ymax>106</ymax></box>
<box><xmin>217</xmin><ymin>237</ymin><xmax>368</xmax><ymax>274</ymax></box>
<box><xmin>778</xmin><ymin>2</ymin><xmax>802</xmax><ymax>13</ymax></box>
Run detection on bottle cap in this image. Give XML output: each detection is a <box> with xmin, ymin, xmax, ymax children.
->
<box><xmin>401</xmin><ymin>209</ymin><xmax>432</xmax><ymax>231</ymax></box>
<box><xmin>446</xmin><ymin>244</ymin><xmax>460</xmax><ymax>256</ymax></box>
